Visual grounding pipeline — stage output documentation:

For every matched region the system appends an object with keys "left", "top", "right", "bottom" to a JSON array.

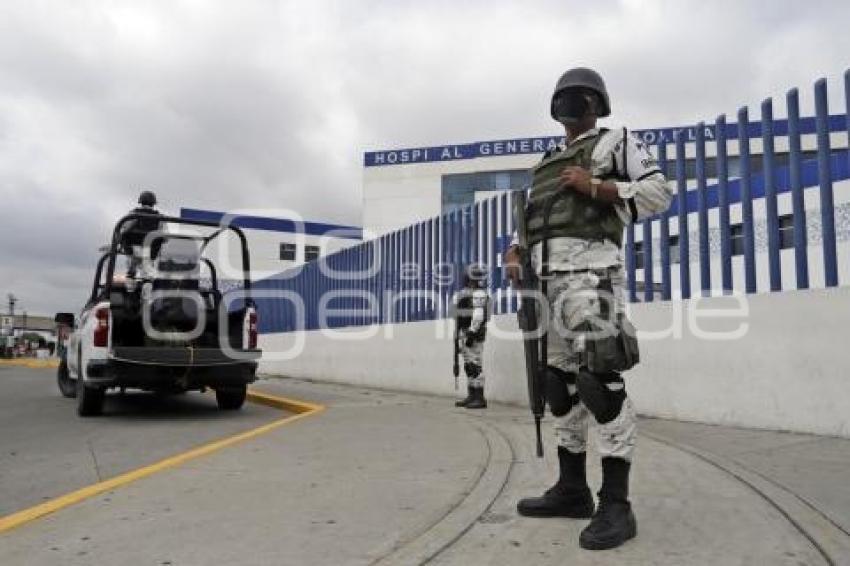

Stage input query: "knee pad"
[
  {"left": 464, "top": 362, "right": 481, "bottom": 378},
  {"left": 546, "top": 366, "right": 576, "bottom": 417},
  {"left": 575, "top": 370, "right": 626, "bottom": 424}
]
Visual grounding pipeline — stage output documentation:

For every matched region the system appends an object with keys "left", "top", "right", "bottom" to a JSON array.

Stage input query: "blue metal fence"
[{"left": 255, "top": 74, "right": 850, "bottom": 334}]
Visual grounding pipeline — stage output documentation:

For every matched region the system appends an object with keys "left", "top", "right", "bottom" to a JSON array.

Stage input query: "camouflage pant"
[
  {"left": 543, "top": 268, "right": 636, "bottom": 461},
  {"left": 460, "top": 331, "right": 485, "bottom": 388}
]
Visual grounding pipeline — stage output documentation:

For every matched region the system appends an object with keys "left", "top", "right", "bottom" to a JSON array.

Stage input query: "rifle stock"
[{"left": 512, "top": 190, "right": 546, "bottom": 458}]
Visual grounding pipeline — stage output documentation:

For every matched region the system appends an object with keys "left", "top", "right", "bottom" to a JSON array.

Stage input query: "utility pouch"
[
  {"left": 576, "top": 274, "right": 640, "bottom": 373},
  {"left": 577, "top": 315, "right": 639, "bottom": 373}
]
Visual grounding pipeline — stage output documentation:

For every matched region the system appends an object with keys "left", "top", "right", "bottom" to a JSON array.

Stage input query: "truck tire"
[
  {"left": 77, "top": 373, "right": 105, "bottom": 416},
  {"left": 57, "top": 357, "right": 77, "bottom": 398},
  {"left": 215, "top": 385, "right": 247, "bottom": 410}
]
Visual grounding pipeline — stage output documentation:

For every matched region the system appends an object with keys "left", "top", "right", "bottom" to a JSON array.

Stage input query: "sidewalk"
[
  {"left": 641, "top": 418, "right": 850, "bottom": 536},
  {"left": 265, "top": 377, "right": 850, "bottom": 566},
  {"left": 425, "top": 408, "right": 849, "bottom": 566},
  {"left": 253, "top": 377, "right": 849, "bottom": 566}
]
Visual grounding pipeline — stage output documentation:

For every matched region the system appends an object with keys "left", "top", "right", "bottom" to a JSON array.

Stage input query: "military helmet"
[
  {"left": 138, "top": 190, "right": 157, "bottom": 207},
  {"left": 463, "top": 263, "right": 488, "bottom": 287},
  {"left": 550, "top": 67, "right": 611, "bottom": 120}
]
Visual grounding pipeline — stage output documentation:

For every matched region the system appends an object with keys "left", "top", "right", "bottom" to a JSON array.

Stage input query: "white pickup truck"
[{"left": 56, "top": 212, "right": 262, "bottom": 416}]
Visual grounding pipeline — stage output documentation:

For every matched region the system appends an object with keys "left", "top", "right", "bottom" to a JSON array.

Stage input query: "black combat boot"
[
  {"left": 455, "top": 386, "right": 474, "bottom": 407},
  {"left": 517, "top": 447, "right": 594, "bottom": 518},
  {"left": 579, "top": 457, "right": 637, "bottom": 550},
  {"left": 465, "top": 386, "right": 487, "bottom": 409}
]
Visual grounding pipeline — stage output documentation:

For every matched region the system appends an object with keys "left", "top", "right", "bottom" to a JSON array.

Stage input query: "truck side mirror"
[{"left": 54, "top": 312, "right": 75, "bottom": 327}]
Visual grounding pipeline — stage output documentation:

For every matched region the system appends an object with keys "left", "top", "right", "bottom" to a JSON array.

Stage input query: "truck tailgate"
[{"left": 110, "top": 346, "right": 261, "bottom": 366}]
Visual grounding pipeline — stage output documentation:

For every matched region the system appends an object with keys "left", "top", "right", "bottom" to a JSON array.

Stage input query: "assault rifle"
[
  {"left": 512, "top": 190, "right": 546, "bottom": 458},
  {"left": 452, "top": 320, "right": 460, "bottom": 390}
]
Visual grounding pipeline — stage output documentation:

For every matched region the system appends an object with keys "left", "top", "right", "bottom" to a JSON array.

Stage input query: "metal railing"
[{"left": 624, "top": 73, "right": 848, "bottom": 302}]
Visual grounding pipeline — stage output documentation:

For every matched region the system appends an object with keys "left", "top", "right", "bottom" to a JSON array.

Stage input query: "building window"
[
  {"left": 658, "top": 149, "right": 829, "bottom": 183},
  {"left": 730, "top": 224, "right": 745, "bottom": 256},
  {"left": 632, "top": 241, "right": 645, "bottom": 270},
  {"left": 668, "top": 235, "right": 680, "bottom": 265},
  {"left": 725, "top": 215, "right": 795, "bottom": 256},
  {"left": 440, "top": 169, "right": 532, "bottom": 214},
  {"left": 778, "top": 214, "right": 795, "bottom": 249},
  {"left": 279, "top": 243, "right": 296, "bottom": 261},
  {"left": 304, "top": 245, "right": 321, "bottom": 262}
]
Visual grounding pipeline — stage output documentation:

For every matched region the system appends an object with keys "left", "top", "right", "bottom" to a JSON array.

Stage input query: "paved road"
[
  {"left": 1, "top": 367, "right": 849, "bottom": 565},
  {"left": 0, "top": 365, "right": 283, "bottom": 516},
  {"left": 0, "top": 370, "right": 490, "bottom": 565}
]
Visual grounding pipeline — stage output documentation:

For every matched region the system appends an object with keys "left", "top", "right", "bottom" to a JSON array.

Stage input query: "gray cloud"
[{"left": 1, "top": 0, "right": 849, "bottom": 314}]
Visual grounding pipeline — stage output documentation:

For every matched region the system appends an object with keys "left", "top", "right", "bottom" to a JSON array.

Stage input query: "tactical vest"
[
  {"left": 456, "top": 288, "right": 489, "bottom": 331},
  {"left": 526, "top": 129, "right": 625, "bottom": 247}
]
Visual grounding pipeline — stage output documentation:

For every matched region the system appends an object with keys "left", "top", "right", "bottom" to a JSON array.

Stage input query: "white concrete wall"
[
  {"left": 237, "top": 229, "right": 359, "bottom": 278},
  {"left": 624, "top": 287, "right": 850, "bottom": 437},
  {"left": 194, "top": 227, "right": 359, "bottom": 283},
  {"left": 260, "top": 286, "right": 850, "bottom": 438}
]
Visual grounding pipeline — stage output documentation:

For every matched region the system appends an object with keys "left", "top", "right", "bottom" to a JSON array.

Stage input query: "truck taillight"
[
  {"left": 93, "top": 306, "right": 110, "bottom": 348},
  {"left": 248, "top": 309, "right": 258, "bottom": 349}
]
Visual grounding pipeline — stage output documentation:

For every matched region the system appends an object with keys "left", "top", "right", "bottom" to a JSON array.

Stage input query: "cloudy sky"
[{"left": 1, "top": 0, "right": 849, "bottom": 315}]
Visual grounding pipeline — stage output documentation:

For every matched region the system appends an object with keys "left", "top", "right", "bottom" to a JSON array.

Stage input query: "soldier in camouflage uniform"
[
  {"left": 453, "top": 264, "right": 490, "bottom": 409},
  {"left": 505, "top": 67, "right": 672, "bottom": 550}
]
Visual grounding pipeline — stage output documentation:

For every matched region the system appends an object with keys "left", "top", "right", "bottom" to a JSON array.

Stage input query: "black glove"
[{"left": 465, "top": 334, "right": 475, "bottom": 347}]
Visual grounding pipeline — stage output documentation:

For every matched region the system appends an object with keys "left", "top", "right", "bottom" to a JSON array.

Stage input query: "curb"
[
  {"left": 373, "top": 418, "right": 514, "bottom": 566},
  {"left": 643, "top": 429, "right": 850, "bottom": 566},
  {"left": 247, "top": 389, "right": 324, "bottom": 414}
]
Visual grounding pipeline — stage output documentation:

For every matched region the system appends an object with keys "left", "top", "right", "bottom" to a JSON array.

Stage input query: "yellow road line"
[
  {"left": 0, "top": 359, "right": 59, "bottom": 369},
  {"left": 0, "top": 389, "right": 325, "bottom": 534}
]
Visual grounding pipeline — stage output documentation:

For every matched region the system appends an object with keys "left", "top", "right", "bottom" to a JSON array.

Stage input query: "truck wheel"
[
  {"left": 77, "top": 375, "right": 105, "bottom": 416},
  {"left": 57, "top": 357, "right": 77, "bottom": 398},
  {"left": 215, "top": 385, "right": 247, "bottom": 410}
]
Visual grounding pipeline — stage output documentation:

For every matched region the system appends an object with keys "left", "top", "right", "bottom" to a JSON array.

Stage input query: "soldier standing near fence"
[
  {"left": 453, "top": 264, "right": 490, "bottom": 409},
  {"left": 504, "top": 67, "right": 672, "bottom": 550}
]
